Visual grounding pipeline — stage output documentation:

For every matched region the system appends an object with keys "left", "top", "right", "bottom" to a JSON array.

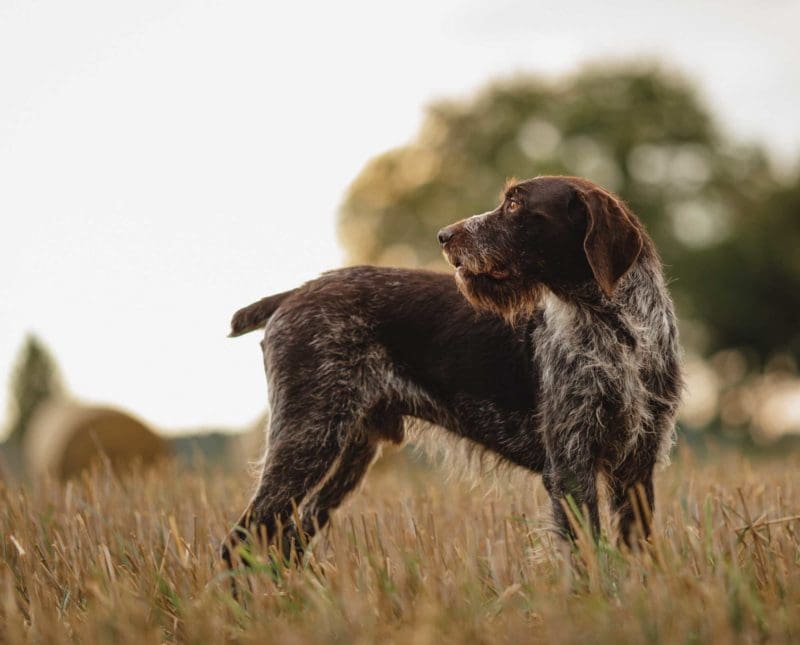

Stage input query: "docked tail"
[{"left": 228, "top": 289, "right": 298, "bottom": 337}]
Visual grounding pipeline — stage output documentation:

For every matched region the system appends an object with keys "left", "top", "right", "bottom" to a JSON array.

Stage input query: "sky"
[{"left": 1, "top": 0, "right": 799, "bottom": 435}]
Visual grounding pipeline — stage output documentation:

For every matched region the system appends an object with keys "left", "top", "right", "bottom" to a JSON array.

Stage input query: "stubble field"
[{"left": 1, "top": 445, "right": 799, "bottom": 644}]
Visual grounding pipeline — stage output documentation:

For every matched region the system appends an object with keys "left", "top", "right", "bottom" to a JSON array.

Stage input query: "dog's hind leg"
[
  {"left": 285, "top": 436, "right": 379, "bottom": 554},
  {"left": 284, "top": 410, "right": 403, "bottom": 558},
  {"left": 221, "top": 422, "right": 344, "bottom": 568}
]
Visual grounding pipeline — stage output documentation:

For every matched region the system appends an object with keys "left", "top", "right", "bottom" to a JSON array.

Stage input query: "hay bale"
[{"left": 24, "top": 400, "right": 168, "bottom": 479}]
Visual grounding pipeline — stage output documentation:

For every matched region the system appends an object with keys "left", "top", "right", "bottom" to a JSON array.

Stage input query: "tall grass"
[{"left": 1, "top": 447, "right": 798, "bottom": 643}]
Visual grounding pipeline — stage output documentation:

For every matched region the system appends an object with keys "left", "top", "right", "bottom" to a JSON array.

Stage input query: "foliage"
[
  {"left": 1, "top": 453, "right": 799, "bottom": 643},
  {"left": 681, "top": 181, "right": 800, "bottom": 360},
  {"left": 338, "top": 64, "right": 799, "bottom": 363},
  {"left": 5, "top": 334, "right": 63, "bottom": 444}
]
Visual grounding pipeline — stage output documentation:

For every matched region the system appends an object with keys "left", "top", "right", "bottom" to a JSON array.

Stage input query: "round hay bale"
[{"left": 24, "top": 400, "right": 168, "bottom": 479}]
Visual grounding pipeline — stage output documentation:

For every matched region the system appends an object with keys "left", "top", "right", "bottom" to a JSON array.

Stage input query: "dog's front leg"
[{"left": 542, "top": 449, "right": 600, "bottom": 543}]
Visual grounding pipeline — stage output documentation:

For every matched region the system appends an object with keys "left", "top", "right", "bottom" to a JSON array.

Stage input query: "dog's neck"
[{"left": 541, "top": 253, "right": 671, "bottom": 348}]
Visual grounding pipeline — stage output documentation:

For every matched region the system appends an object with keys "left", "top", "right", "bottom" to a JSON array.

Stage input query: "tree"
[
  {"left": 679, "top": 180, "right": 800, "bottom": 361},
  {"left": 5, "top": 334, "right": 64, "bottom": 444},
  {"left": 338, "top": 64, "right": 798, "bottom": 364}
]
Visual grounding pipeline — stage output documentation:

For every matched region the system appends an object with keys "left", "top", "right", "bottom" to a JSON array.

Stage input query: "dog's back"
[{"left": 234, "top": 267, "right": 537, "bottom": 433}]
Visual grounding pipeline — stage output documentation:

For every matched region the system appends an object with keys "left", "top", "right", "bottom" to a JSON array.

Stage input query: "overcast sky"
[{"left": 1, "top": 0, "right": 798, "bottom": 435}]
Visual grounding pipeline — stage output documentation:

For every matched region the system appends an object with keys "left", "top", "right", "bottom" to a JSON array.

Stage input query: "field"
[{"left": 1, "top": 445, "right": 799, "bottom": 644}]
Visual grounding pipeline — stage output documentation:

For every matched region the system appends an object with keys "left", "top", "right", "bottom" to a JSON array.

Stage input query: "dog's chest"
[{"left": 532, "top": 295, "right": 647, "bottom": 433}]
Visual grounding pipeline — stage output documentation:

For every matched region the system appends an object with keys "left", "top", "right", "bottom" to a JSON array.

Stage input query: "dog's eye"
[{"left": 506, "top": 198, "right": 521, "bottom": 213}]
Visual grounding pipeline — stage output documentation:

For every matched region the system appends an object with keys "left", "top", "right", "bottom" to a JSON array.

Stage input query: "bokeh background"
[{"left": 2, "top": 1, "right": 800, "bottom": 477}]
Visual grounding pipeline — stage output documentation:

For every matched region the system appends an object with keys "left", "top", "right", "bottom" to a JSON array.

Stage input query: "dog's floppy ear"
[{"left": 579, "top": 188, "right": 643, "bottom": 297}]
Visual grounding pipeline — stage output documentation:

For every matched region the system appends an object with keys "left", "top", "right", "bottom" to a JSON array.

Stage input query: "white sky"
[{"left": 1, "top": 0, "right": 798, "bottom": 435}]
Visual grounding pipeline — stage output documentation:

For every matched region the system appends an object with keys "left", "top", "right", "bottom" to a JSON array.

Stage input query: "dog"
[
  {"left": 438, "top": 175, "right": 682, "bottom": 544},
  {"left": 221, "top": 175, "right": 681, "bottom": 567},
  {"left": 221, "top": 268, "right": 543, "bottom": 567}
]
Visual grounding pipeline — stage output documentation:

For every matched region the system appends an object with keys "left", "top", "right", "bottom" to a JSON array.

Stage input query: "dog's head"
[{"left": 437, "top": 176, "right": 645, "bottom": 320}]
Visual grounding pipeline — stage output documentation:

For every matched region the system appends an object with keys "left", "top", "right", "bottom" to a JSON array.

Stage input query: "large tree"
[{"left": 338, "top": 64, "right": 798, "bottom": 363}]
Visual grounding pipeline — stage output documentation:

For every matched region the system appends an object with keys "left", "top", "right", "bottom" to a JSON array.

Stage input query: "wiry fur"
[
  {"left": 221, "top": 175, "right": 682, "bottom": 569},
  {"left": 221, "top": 267, "right": 542, "bottom": 567},
  {"left": 439, "top": 175, "right": 683, "bottom": 544}
]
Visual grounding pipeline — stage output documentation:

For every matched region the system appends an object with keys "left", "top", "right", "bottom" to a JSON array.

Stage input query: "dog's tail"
[{"left": 228, "top": 289, "right": 298, "bottom": 337}]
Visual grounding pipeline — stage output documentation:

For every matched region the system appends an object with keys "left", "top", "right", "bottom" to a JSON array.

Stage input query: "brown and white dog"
[
  {"left": 438, "top": 176, "right": 682, "bottom": 543},
  {"left": 222, "top": 176, "right": 682, "bottom": 567}
]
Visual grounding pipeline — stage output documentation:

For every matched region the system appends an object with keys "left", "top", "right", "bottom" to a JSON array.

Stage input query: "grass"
[{"left": 1, "top": 445, "right": 799, "bottom": 643}]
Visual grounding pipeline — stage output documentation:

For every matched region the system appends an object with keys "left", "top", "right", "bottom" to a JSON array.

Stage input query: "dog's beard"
[
  {"left": 444, "top": 244, "right": 543, "bottom": 324},
  {"left": 454, "top": 270, "right": 543, "bottom": 325}
]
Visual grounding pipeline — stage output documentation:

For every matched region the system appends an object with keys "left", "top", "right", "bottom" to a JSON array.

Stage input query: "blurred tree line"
[
  {"left": 339, "top": 64, "right": 799, "bottom": 366},
  {"left": 339, "top": 64, "right": 800, "bottom": 441}
]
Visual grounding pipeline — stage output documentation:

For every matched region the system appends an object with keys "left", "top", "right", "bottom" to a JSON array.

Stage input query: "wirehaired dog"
[
  {"left": 438, "top": 176, "right": 682, "bottom": 543},
  {"left": 221, "top": 175, "right": 681, "bottom": 567}
]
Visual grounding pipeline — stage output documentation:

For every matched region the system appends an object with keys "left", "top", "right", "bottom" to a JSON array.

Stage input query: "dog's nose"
[{"left": 437, "top": 227, "right": 455, "bottom": 247}]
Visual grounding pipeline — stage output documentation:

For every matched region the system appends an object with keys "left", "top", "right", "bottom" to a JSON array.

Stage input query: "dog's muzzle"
[{"left": 437, "top": 225, "right": 456, "bottom": 247}]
